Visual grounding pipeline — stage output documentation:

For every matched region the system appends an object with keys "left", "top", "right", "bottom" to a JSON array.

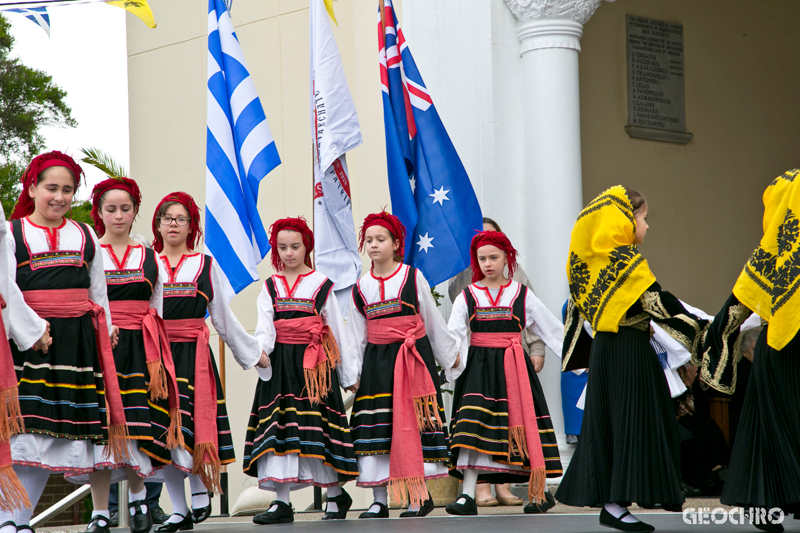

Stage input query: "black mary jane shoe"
[
  {"left": 524, "top": 492, "right": 556, "bottom": 514},
  {"left": 358, "top": 502, "right": 389, "bottom": 519},
  {"left": 598, "top": 508, "right": 654, "bottom": 533},
  {"left": 85, "top": 516, "right": 111, "bottom": 533},
  {"left": 748, "top": 508, "right": 785, "bottom": 533},
  {"left": 321, "top": 489, "right": 353, "bottom": 520},
  {"left": 191, "top": 492, "right": 212, "bottom": 524},
  {"left": 0, "top": 522, "right": 16, "bottom": 533},
  {"left": 16, "top": 526, "right": 33, "bottom": 533},
  {"left": 129, "top": 499, "right": 154, "bottom": 533},
  {"left": 253, "top": 501, "right": 294, "bottom": 525},
  {"left": 445, "top": 494, "right": 478, "bottom": 516},
  {"left": 399, "top": 492, "right": 435, "bottom": 517},
  {"left": 154, "top": 513, "right": 193, "bottom": 532}
]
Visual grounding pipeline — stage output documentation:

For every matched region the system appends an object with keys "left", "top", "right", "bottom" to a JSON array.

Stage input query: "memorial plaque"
[{"left": 626, "top": 15, "right": 692, "bottom": 143}]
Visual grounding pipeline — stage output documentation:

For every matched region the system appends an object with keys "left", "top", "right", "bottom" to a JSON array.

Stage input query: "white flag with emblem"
[{"left": 310, "top": 0, "right": 362, "bottom": 315}]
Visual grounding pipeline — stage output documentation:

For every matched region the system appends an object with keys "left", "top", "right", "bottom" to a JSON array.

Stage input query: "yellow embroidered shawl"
[
  {"left": 567, "top": 185, "right": 656, "bottom": 333},
  {"left": 733, "top": 169, "right": 800, "bottom": 350}
]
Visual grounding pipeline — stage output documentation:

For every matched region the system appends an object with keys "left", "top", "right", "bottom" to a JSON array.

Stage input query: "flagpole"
[
  {"left": 379, "top": 0, "right": 386, "bottom": 35},
  {"left": 218, "top": 336, "right": 229, "bottom": 516}
]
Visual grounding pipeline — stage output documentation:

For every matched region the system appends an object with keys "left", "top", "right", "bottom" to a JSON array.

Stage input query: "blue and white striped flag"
[
  {"left": 206, "top": 0, "right": 281, "bottom": 300},
  {"left": 6, "top": 6, "right": 49, "bottom": 36}
]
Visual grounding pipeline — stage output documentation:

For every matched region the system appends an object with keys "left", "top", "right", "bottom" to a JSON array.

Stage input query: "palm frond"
[{"left": 79, "top": 147, "right": 127, "bottom": 179}]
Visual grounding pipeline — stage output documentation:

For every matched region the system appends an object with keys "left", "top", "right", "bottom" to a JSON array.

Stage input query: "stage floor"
[{"left": 102, "top": 513, "right": 799, "bottom": 533}]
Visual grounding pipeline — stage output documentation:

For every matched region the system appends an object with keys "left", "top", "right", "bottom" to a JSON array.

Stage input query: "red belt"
[{"left": 274, "top": 315, "right": 340, "bottom": 404}]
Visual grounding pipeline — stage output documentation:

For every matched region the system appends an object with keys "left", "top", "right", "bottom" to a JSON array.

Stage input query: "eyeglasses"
[{"left": 160, "top": 216, "right": 190, "bottom": 226}]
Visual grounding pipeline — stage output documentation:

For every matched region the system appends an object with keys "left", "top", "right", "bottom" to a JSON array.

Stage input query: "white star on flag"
[
  {"left": 417, "top": 232, "right": 434, "bottom": 253},
  {"left": 429, "top": 186, "right": 450, "bottom": 205},
  {"left": 409, "top": 176, "right": 416, "bottom": 194}
]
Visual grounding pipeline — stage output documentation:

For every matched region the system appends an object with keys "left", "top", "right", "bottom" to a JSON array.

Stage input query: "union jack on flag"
[{"left": 378, "top": 0, "right": 482, "bottom": 286}]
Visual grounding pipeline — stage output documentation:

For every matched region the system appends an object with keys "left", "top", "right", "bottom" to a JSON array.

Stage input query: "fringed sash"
[
  {"left": 0, "top": 293, "right": 30, "bottom": 511},
  {"left": 274, "top": 316, "right": 340, "bottom": 404},
  {"left": 110, "top": 300, "right": 183, "bottom": 449},
  {"left": 23, "top": 289, "right": 131, "bottom": 462},
  {"left": 367, "top": 315, "right": 440, "bottom": 509},
  {"left": 164, "top": 318, "right": 222, "bottom": 494},
  {"left": 470, "top": 331, "right": 546, "bottom": 504}
]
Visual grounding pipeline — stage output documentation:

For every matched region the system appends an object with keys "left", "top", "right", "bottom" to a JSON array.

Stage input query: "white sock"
[
  {"left": 92, "top": 510, "right": 110, "bottom": 527},
  {"left": 373, "top": 486, "right": 388, "bottom": 505},
  {"left": 129, "top": 488, "right": 148, "bottom": 515},
  {"left": 188, "top": 474, "right": 210, "bottom": 510},
  {"left": 0, "top": 511, "right": 15, "bottom": 533},
  {"left": 274, "top": 483, "right": 290, "bottom": 506},
  {"left": 456, "top": 469, "right": 479, "bottom": 505},
  {"left": 604, "top": 503, "right": 640, "bottom": 524},
  {"left": 13, "top": 465, "right": 50, "bottom": 526},
  {"left": 326, "top": 486, "right": 342, "bottom": 514},
  {"left": 162, "top": 466, "right": 190, "bottom": 520},
  {"left": 367, "top": 486, "right": 388, "bottom": 514}
]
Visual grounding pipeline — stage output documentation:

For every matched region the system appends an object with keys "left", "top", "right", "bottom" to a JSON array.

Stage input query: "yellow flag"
[
  {"left": 324, "top": 0, "right": 337, "bottom": 26},
  {"left": 106, "top": 0, "right": 157, "bottom": 29}
]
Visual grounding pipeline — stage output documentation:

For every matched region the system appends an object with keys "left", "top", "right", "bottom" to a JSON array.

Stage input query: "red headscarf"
[
  {"left": 470, "top": 230, "right": 518, "bottom": 283},
  {"left": 10, "top": 151, "right": 85, "bottom": 220},
  {"left": 151, "top": 192, "right": 202, "bottom": 253},
  {"left": 359, "top": 211, "right": 406, "bottom": 260},
  {"left": 90, "top": 177, "right": 143, "bottom": 237},
  {"left": 269, "top": 217, "right": 314, "bottom": 271}
]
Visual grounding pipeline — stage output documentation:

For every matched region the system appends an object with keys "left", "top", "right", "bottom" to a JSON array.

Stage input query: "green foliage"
[
  {"left": 79, "top": 146, "right": 128, "bottom": 179},
  {"left": 69, "top": 200, "right": 95, "bottom": 228},
  {"left": 0, "top": 13, "right": 76, "bottom": 217},
  {"left": 430, "top": 286, "right": 443, "bottom": 307}
]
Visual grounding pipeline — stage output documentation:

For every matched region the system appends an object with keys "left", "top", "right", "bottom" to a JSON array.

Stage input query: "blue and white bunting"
[
  {"left": 206, "top": 0, "right": 281, "bottom": 300},
  {"left": 6, "top": 6, "right": 49, "bottom": 36}
]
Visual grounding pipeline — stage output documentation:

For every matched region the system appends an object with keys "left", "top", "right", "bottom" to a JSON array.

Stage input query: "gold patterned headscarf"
[
  {"left": 733, "top": 169, "right": 800, "bottom": 350},
  {"left": 567, "top": 185, "right": 656, "bottom": 333}
]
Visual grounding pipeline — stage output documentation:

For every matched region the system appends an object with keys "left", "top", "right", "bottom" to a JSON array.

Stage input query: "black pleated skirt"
[
  {"left": 242, "top": 342, "right": 358, "bottom": 480},
  {"left": 555, "top": 326, "right": 684, "bottom": 509},
  {"left": 721, "top": 326, "right": 800, "bottom": 511}
]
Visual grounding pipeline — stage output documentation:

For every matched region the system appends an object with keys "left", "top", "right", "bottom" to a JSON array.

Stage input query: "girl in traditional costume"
[
  {"left": 700, "top": 170, "right": 800, "bottom": 533},
  {"left": 345, "top": 212, "right": 459, "bottom": 519},
  {"left": 4, "top": 152, "right": 130, "bottom": 533},
  {"left": 555, "top": 186, "right": 708, "bottom": 533},
  {"left": 243, "top": 217, "right": 357, "bottom": 525},
  {"left": 0, "top": 201, "right": 52, "bottom": 533},
  {"left": 150, "top": 192, "right": 264, "bottom": 532},
  {"left": 445, "top": 230, "right": 564, "bottom": 516},
  {"left": 65, "top": 178, "right": 184, "bottom": 533}
]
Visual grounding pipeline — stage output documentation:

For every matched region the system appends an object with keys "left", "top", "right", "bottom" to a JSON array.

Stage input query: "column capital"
[
  {"left": 505, "top": 0, "right": 614, "bottom": 53},
  {"left": 503, "top": 0, "right": 612, "bottom": 25}
]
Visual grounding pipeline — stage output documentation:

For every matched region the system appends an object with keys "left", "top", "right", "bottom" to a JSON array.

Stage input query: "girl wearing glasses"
[{"left": 149, "top": 192, "right": 266, "bottom": 532}]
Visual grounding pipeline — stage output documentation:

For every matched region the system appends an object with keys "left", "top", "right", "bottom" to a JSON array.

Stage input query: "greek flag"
[{"left": 206, "top": 0, "right": 280, "bottom": 300}]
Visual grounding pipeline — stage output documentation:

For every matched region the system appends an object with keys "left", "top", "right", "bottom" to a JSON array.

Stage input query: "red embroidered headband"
[
  {"left": 10, "top": 151, "right": 85, "bottom": 220},
  {"left": 359, "top": 211, "right": 406, "bottom": 260},
  {"left": 470, "top": 230, "right": 518, "bottom": 283},
  {"left": 90, "top": 177, "right": 142, "bottom": 237},
  {"left": 269, "top": 217, "right": 314, "bottom": 271},
  {"left": 152, "top": 192, "right": 202, "bottom": 253}
]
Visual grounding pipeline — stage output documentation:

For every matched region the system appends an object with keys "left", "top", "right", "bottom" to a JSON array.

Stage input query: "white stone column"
[{"left": 504, "top": 0, "right": 611, "bottom": 478}]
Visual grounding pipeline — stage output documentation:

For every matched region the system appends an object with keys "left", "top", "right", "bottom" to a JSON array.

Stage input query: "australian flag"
[{"left": 378, "top": 0, "right": 482, "bottom": 286}]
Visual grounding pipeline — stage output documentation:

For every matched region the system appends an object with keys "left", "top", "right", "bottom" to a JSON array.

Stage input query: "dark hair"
[
  {"left": 625, "top": 188, "right": 647, "bottom": 215},
  {"left": 482, "top": 217, "right": 502, "bottom": 232},
  {"left": 156, "top": 201, "right": 189, "bottom": 222}
]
